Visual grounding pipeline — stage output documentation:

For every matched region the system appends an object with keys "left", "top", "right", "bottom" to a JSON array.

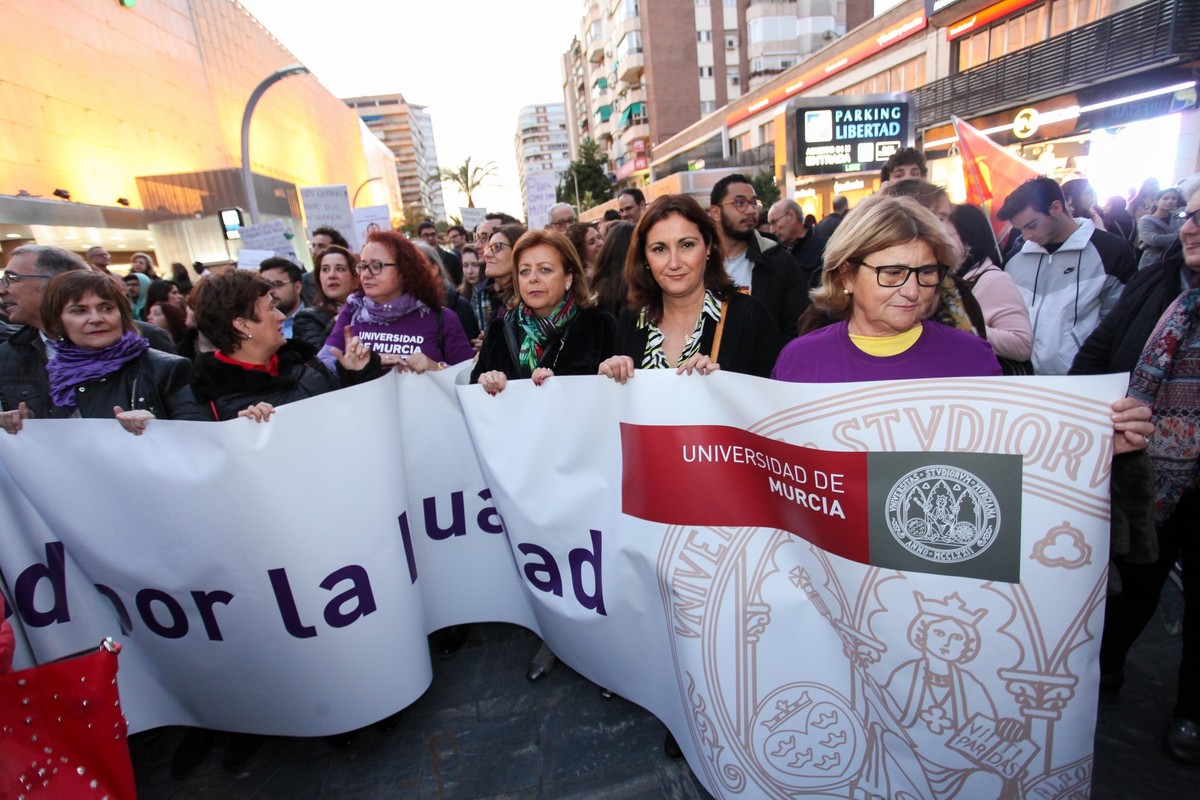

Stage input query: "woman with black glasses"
[
  {"left": 772, "top": 195, "right": 1001, "bottom": 382},
  {"left": 318, "top": 229, "right": 474, "bottom": 375}
]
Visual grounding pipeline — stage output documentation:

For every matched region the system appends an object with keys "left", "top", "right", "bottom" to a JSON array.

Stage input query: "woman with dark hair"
[
  {"left": 599, "top": 194, "right": 782, "bottom": 383},
  {"left": 0, "top": 271, "right": 196, "bottom": 435},
  {"left": 590, "top": 221, "right": 633, "bottom": 318},
  {"left": 566, "top": 222, "right": 604, "bottom": 278},
  {"left": 293, "top": 244, "right": 358, "bottom": 351},
  {"left": 170, "top": 262, "right": 194, "bottom": 295},
  {"left": 949, "top": 203, "right": 1033, "bottom": 365},
  {"left": 179, "top": 270, "right": 374, "bottom": 421},
  {"left": 1137, "top": 187, "right": 1184, "bottom": 269},
  {"left": 146, "top": 300, "right": 188, "bottom": 345},
  {"left": 143, "top": 279, "right": 185, "bottom": 313},
  {"left": 319, "top": 229, "right": 473, "bottom": 374},
  {"left": 471, "top": 229, "right": 615, "bottom": 394},
  {"left": 474, "top": 223, "right": 526, "bottom": 332}
]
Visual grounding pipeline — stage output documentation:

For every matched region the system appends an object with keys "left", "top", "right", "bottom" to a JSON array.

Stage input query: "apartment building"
[
  {"left": 561, "top": 0, "right": 848, "bottom": 191},
  {"left": 344, "top": 93, "right": 447, "bottom": 224},
  {"left": 515, "top": 104, "right": 573, "bottom": 221}
]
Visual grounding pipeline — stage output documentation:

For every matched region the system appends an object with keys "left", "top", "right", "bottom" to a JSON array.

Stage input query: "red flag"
[{"left": 952, "top": 115, "right": 1042, "bottom": 238}]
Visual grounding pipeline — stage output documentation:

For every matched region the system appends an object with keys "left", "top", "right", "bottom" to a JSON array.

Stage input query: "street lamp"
[
  {"left": 352, "top": 176, "right": 382, "bottom": 206},
  {"left": 240, "top": 64, "right": 310, "bottom": 225}
]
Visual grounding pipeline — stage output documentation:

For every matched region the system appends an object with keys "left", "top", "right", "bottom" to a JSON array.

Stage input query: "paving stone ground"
[{"left": 132, "top": 583, "right": 1199, "bottom": 799}]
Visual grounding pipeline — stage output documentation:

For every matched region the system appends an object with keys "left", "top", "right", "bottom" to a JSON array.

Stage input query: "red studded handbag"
[{"left": 0, "top": 638, "right": 136, "bottom": 800}]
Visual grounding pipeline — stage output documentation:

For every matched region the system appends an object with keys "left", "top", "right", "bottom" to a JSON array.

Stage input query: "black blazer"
[
  {"left": 614, "top": 291, "right": 782, "bottom": 378},
  {"left": 471, "top": 307, "right": 616, "bottom": 382}
]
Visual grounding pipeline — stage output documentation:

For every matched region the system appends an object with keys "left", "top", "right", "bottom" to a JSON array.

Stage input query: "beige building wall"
[{"left": 0, "top": 0, "right": 373, "bottom": 213}]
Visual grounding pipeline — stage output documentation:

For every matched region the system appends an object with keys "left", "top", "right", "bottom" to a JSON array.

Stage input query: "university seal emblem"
[{"left": 885, "top": 465, "right": 1000, "bottom": 564}]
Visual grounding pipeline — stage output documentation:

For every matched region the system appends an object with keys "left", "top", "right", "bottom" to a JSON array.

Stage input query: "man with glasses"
[
  {"left": 259, "top": 258, "right": 306, "bottom": 340},
  {"left": 997, "top": 176, "right": 1136, "bottom": 374},
  {"left": 0, "top": 246, "right": 171, "bottom": 422},
  {"left": 86, "top": 246, "right": 114, "bottom": 275},
  {"left": 418, "top": 221, "right": 462, "bottom": 285},
  {"left": 710, "top": 174, "right": 808, "bottom": 339},
  {"left": 546, "top": 203, "right": 576, "bottom": 231},
  {"left": 768, "top": 198, "right": 826, "bottom": 298}
]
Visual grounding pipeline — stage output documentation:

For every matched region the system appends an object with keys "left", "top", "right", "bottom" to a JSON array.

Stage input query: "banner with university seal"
[
  {"left": 460, "top": 370, "right": 1126, "bottom": 800},
  {"left": 2, "top": 366, "right": 1126, "bottom": 800}
]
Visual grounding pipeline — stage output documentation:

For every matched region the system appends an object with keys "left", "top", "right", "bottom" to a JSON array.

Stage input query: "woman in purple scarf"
[{"left": 4, "top": 271, "right": 197, "bottom": 434}]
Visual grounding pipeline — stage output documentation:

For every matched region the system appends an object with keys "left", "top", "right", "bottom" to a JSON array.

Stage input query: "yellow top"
[{"left": 848, "top": 324, "right": 923, "bottom": 357}]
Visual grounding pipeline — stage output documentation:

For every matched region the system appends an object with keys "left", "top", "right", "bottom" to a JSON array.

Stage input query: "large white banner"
[{"left": 0, "top": 369, "right": 1124, "bottom": 799}]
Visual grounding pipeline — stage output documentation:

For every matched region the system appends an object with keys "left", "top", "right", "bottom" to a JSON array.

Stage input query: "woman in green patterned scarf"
[{"left": 471, "top": 229, "right": 616, "bottom": 395}]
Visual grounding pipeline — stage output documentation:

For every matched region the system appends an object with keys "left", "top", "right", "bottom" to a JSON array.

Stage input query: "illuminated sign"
[
  {"left": 725, "top": 12, "right": 927, "bottom": 128},
  {"left": 791, "top": 95, "right": 912, "bottom": 176},
  {"left": 219, "top": 207, "right": 244, "bottom": 240},
  {"left": 1012, "top": 107, "right": 1039, "bottom": 139},
  {"left": 947, "top": 0, "right": 1040, "bottom": 40},
  {"left": 615, "top": 156, "right": 649, "bottom": 181},
  {"left": 834, "top": 179, "right": 867, "bottom": 193}
]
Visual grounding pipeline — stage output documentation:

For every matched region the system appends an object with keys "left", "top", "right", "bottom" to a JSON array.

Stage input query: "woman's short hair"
[
  {"left": 192, "top": 269, "right": 272, "bottom": 354},
  {"left": 312, "top": 245, "right": 358, "bottom": 312},
  {"left": 624, "top": 195, "right": 734, "bottom": 325},
  {"left": 507, "top": 230, "right": 596, "bottom": 310},
  {"left": 41, "top": 271, "right": 138, "bottom": 341},
  {"left": 810, "top": 194, "right": 963, "bottom": 318},
  {"left": 364, "top": 228, "right": 444, "bottom": 310},
  {"left": 130, "top": 252, "right": 157, "bottom": 274}
]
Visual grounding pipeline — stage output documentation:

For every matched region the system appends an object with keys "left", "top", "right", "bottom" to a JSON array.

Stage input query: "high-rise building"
[
  {"left": 515, "top": 104, "right": 572, "bottom": 222},
  {"left": 344, "top": 94, "right": 447, "bottom": 224},
  {"left": 561, "top": 0, "right": 845, "bottom": 190}
]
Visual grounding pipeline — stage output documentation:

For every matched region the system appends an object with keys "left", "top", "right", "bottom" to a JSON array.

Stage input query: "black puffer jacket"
[
  {"left": 745, "top": 231, "right": 809, "bottom": 340},
  {"left": 292, "top": 305, "right": 336, "bottom": 351},
  {"left": 1070, "top": 253, "right": 1188, "bottom": 375},
  {"left": 471, "top": 307, "right": 616, "bottom": 382},
  {"left": 177, "top": 341, "right": 374, "bottom": 421}
]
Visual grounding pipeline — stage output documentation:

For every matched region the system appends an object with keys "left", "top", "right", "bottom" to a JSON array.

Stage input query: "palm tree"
[{"left": 438, "top": 157, "right": 498, "bottom": 208}]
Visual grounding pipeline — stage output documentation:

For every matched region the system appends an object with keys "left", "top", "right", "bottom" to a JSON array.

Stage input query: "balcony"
[
  {"left": 618, "top": 51, "right": 644, "bottom": 84},
  {"left": 621, "top": 120, "right": 650, "bottom": 146},
  {"left": 911, "top": 0, "right": 1199, "bottom": 130}
]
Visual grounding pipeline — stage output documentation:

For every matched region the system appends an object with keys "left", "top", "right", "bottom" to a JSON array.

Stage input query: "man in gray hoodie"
[{"left": 998, "top": 177, "right": 1136, "bottom": 374}]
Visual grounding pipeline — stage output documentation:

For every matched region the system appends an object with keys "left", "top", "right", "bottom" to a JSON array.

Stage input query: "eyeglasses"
[
  {"left": 767, "top": 212, "right": 791, "bottom": 227},
  {"left": 485, "top": 242, "right": 512, "bottom": 255},
  {"left": 262, "top": 279, "right": 293, "bottom": 288},
  {"left": 721, "top": 197, "right": 760, "bottom": 212},
  {"left": 1179, "top": 208, "right": 1200, "bottom": 227},
  {"left": 549, "top": 219, "right": 576, "bottom": 228},
  {"left": 0, "top": 271, "right": 50, "bottom": 288},
  {"left": 355, "top": 260, "right": 398, "bottom": 276},
  {"left": 853, "top": 260, "right": 948, "bottom": 288}
]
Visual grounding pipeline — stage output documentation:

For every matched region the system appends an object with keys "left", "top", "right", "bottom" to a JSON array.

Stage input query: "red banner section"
[{"left": 620, "top": 424, "right": 869, "bottom": 563}]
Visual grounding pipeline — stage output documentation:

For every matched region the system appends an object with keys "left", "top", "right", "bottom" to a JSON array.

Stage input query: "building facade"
[
  {"left": 561, "top": 0, "right": 850, "bottom": 191},
  {"left": 344, "top": 94, "right": 448, "bottom": 226},
  {"left": 0, "top": 0, "right": 400, "bottom": 269},
  {"left": 634, "top": 0, "right": 1198, "bottom": 223},
  {"left": 515, "top": 104, "right": 572, "bottom": 221}
]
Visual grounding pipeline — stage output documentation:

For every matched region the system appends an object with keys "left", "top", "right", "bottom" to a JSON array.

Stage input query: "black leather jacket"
[{"left": 0, "top": 325, "right": 196, "bottom": 419}]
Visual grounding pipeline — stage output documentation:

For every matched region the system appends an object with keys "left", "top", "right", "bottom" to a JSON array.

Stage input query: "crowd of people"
[{"left": 1, "top": 147, "right": 1197, "bottom": 772}]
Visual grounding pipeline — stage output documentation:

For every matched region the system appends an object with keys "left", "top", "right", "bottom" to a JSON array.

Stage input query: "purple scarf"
[
  {"left": 344, "top": 292, "right": 429, "bottom": 327},
  {"left": 47, "top": 331, "right": 149, "bottom": 409}
]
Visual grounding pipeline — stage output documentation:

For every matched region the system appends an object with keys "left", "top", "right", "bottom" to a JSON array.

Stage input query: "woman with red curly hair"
[{"left": 319, "top": 229, "right": 474, "bottom": 374}]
